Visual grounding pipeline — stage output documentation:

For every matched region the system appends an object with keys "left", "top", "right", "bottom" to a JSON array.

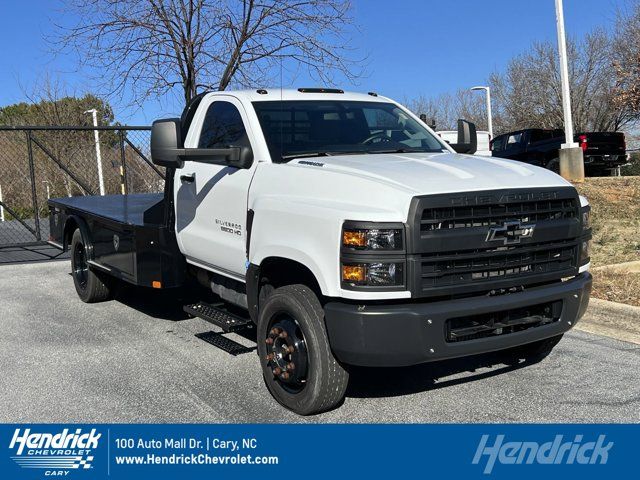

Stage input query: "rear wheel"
[
  {"left": 71, "top": 229, "right": 113, "bottom": 303},
  {"left": 501, "top": 334, "right": 564, "bottom": 364},
  {"left": 257, "top": 284, "right": 348, "bottom": 415}
]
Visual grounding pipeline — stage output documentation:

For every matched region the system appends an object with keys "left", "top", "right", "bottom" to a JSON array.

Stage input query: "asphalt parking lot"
[{"left": 1, "top": 261, "right": 639, "bottom": 423}]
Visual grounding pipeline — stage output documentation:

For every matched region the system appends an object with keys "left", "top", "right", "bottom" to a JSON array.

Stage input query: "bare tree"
[
  {"left": 405, "top": 89, "right": 487, "bottom": 131},
  {"left": 490, "top": 30, "right": 637, "bottom": 134},
  {"left": 55, "top": 0, "right": 361, "bottom": 105},
  {"left": 613, "top": 2, "right": 640, "bottom": 118}
]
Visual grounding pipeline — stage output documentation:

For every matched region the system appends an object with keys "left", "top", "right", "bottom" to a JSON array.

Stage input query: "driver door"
[{"left": 174, "top": 96, "right": 257, "bottom": 280}]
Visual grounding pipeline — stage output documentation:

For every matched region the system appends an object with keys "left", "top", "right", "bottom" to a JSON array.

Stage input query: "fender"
[
  {"left": 250, "top": 246, "right": 329, "bottom": 293},
  {"left": 63, "top": 215, "right": 94, "bottom": 260}
]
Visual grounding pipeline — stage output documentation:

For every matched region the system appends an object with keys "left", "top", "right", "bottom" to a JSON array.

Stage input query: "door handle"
[{"left": 180, "top": 173, "right": 195, "bottom": 183}]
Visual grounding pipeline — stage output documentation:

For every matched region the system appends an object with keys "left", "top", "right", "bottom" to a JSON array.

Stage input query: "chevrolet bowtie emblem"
[{"left": 486, "top": 220, "right": 536, "bottom": 245}]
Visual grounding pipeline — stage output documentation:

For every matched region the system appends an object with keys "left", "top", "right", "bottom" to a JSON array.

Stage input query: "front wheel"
[
  {"left": 70, "top": 229, "right": 113, "bottom": 303},
  {"left": 257, "top": 284, "right": 349, "bottom": 415}
]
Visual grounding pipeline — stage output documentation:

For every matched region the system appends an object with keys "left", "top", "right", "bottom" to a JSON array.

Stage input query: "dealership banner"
[{"left": 0, "top": 423, "right": 634, "bottom": 479}]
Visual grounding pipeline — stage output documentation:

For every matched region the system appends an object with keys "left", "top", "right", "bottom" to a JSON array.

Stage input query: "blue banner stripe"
[{"left": 0, "top": 424, "right": 635, "bottom": 479}]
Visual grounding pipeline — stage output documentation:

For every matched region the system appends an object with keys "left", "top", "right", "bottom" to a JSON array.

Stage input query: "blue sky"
[{"left": 0, "top": 0, "right": 626, "bottom": 124}]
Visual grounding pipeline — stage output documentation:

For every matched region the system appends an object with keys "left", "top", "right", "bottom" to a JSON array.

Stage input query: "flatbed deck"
[
  {"left": 48, "top": 193, "right": 185, "bottom": 288},
  {"left": 49, "top": 193, "right": 165, "bottom": 227}
]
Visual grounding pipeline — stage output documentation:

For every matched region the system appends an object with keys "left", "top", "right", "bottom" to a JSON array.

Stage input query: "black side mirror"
[
  {"left": 179, "top": 145, "right": 253, "bottom": 169},
  {"left": 151, "top": 118, "right": 184, "bottom": 168},
  {"left": 450, "top": 119, "right": 478, "bottom": 154},
  {"left": 151, "top": 117, "right": 254, "bottom": 169},
  {"left": 228, "top": 145, "right": 254, "bottom": 169},
  {"left": 419, "top": 113, "right": 436, "bottom": 130}
]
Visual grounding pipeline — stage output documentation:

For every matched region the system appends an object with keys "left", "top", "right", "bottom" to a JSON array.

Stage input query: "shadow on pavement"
[
  {"left": 345, "top": 351, "right": 538, "bottom": 399},
  {"left": 112, "top": 282, "right": 206, "bottom": 321}
]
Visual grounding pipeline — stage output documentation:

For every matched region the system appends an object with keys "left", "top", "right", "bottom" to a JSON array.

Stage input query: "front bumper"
[{"left": 324, "top": 272, "right": 592, "bottom": 367}]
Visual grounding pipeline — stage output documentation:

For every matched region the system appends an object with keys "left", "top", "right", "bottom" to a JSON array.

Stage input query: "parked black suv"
[{"left": 491, "top": 128, "right": 626, "bottom": 176}]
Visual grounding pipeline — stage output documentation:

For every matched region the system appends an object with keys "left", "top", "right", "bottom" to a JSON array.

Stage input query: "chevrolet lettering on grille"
[{"left": 486, "top": 220, "right": 536, "bottom": 245}]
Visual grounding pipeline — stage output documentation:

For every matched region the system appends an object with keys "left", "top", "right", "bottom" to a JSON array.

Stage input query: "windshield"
[{"left": 252, "top": 100, "right": 445, "bottom": 162}]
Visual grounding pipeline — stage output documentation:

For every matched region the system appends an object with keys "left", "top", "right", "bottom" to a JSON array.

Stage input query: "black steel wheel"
[
  {"left": 257, "top": 284, "right": 348, "bottom": 415},
  {"left": 73, "top": 239, "right": 89, "bottom": 290},
  {"left": 264, "top": 314, "right": 309, "bottom": 394},
  {"left": 70, "top": 229, "right": 113, "bottom": 303}
]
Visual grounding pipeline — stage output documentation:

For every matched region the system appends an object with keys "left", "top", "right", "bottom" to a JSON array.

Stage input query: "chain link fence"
[{"left": 0, "top": 126, "right": 161, "bottom": 251}]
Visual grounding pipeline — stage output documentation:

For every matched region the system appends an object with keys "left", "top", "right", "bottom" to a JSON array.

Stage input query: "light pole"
[
  {"left": 470, "top": 86, "right": 493, "bottom": 139},
  {"left": 0, "top": 184, "right": 4, "bottom": 222},
  {"left": 84, "top": 109, "right": 106, "bottom": 195},
  {"left": 554, "top": 0, "right": 584, "bottom": 181}
]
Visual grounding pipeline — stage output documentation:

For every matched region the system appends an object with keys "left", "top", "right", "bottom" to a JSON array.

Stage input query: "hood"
[{"left": 289, "top": 152, "right": 572, "bottom": 195}]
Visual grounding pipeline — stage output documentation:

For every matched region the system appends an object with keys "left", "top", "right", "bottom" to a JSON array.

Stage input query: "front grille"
[
  {"left": 408, "top": 188, "right": 582, "bottom": 297},
  {"left": 421, "top": 198, "right": 577, "bottom": 232},
  {"left": 446, "top": 300, "right": 562, "bottom": 343},
  {"left": 421, "top": 240, "right": 577, "bottom": 288}
]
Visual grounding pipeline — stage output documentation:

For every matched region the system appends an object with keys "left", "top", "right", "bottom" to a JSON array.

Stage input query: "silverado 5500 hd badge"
[{"left": 215, "top": 219, "right": 242, "bottom": 236}]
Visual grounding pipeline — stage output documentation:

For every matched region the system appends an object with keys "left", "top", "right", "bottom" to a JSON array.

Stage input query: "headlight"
[
  {"left": 580, "top": 238, "right": 591, "bottom": 265},
  {"left": 581, "top": 206, "right": 591, "bottom": 230},
  {"left": 342, "top": 262, "right": 404, "bottom": 287},
  {"left": 342, "top": 227, "right": 403, "bottom": 250}
]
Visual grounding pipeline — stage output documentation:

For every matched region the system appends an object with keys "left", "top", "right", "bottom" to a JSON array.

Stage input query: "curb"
[
  {"left": 576, "top": 297, "right": 640, "bottom": 345},
  {"left": 592, "top": 260, "right": 640, "bottom": 273}
]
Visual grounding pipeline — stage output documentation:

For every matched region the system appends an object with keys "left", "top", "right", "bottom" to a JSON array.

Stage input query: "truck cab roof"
[{"left": 202, "top": 88, "right": 393, "bottom": 104}]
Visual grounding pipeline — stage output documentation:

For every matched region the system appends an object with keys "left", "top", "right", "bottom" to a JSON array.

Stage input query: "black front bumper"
[{"left": 324, "top": 273, "right": 592, "bottom": 367}]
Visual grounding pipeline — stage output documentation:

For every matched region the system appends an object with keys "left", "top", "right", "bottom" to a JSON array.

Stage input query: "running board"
[
  {"left": 184, "top": 301, "right": 253, "bottom": 333},
  {"left": 195, "top": 331, "right": 255, "bottom": 356}
]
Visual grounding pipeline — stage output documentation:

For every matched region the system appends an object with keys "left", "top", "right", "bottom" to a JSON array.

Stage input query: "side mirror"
[
  {"left": 179, "top": 145, "right": 253, "bottom": 169},
  {"left": 418, "top": 114, "right": 437, "bottom": 130},
  {"left": 228, "top": 145, "right": 254, "bottom": 169},
  {"left": 151, "top": 118, "right": 184, "bottom": 168},
  {"left": 150, "top": 117, "right": 254, "bottom": 170},
  {"left": 450, "top": 119, "right": 478, "bottom": 154}
]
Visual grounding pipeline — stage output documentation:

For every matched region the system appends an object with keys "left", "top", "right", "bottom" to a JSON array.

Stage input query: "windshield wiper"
[
  {"left": 281, "top": 152, "right": 333, "bottom": 161},
  {"left": 366, "top": 148, "right": 434, "bottom": 154},
  {"left": 281, "top": 151, "right": 369, "bottom": 161}
]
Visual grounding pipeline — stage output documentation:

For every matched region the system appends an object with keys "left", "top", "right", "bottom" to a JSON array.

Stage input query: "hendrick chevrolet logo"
[{"left": 486, "top": 220, "right": 535, "bottom": 244}]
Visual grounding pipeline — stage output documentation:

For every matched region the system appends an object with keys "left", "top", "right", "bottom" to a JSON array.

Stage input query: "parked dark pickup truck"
[{"left": 490, "top": 128, "right": 627, "bottom": 176}]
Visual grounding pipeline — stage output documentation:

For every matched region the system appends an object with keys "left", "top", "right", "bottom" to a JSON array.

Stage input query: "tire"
[
  {"left": 501, "top": 334, "right": 564, "bottom": 365},
  {"left": 545, "top": 158, "right": 560, "bottom": 173},
  {"left": 257, "top": 284, "right": 349, "bottom": 415},
  {"left": 70, "top": 229, "right": 113, "bottom": 303}
]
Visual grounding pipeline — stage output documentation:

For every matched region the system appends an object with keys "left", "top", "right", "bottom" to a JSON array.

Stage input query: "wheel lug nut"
[
  {"left": 286, "top": 362, "right": 295, "bottom": 371},
  {"left": 265, "top": 338, "right": 274, "bottom": 345},
  {"left": 280, "top": 372, "right": 290, "bottom": 380},
  {"left": 273, "top": 367, "right": 282, "bottom": 376},
  {"left": 287, "top": 346, "right": 295, "bottom": 354},
  {"left": 278, "top": 331, "right": 288, "bottom": 338},
  {"left": 265, "top": 353, "right": 274, "bottom": 362},
  {"left": 270, "top": 327, "right": 281, "bottom": 335}
]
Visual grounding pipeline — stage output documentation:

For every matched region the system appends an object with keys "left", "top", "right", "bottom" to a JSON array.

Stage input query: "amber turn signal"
[
  {"left": 343, "top": 230, "right": 367, "bottom": 247},
  {"left": 342, "top": 265, "right": 365, "bottom": 283}
]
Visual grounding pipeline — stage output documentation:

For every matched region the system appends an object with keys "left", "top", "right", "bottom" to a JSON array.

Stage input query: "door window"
[
  {"left": 491, "top": 135, "right": 506, "bottom": 152},
  {"left": 529, "top": 129, "right": 553, "bottom": 143},
  {"left": 506, "top": 133, "right": 523, "bottom": 145},
  {"left": 198, "top": 101, "right": 250, "bottom": 148}
]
